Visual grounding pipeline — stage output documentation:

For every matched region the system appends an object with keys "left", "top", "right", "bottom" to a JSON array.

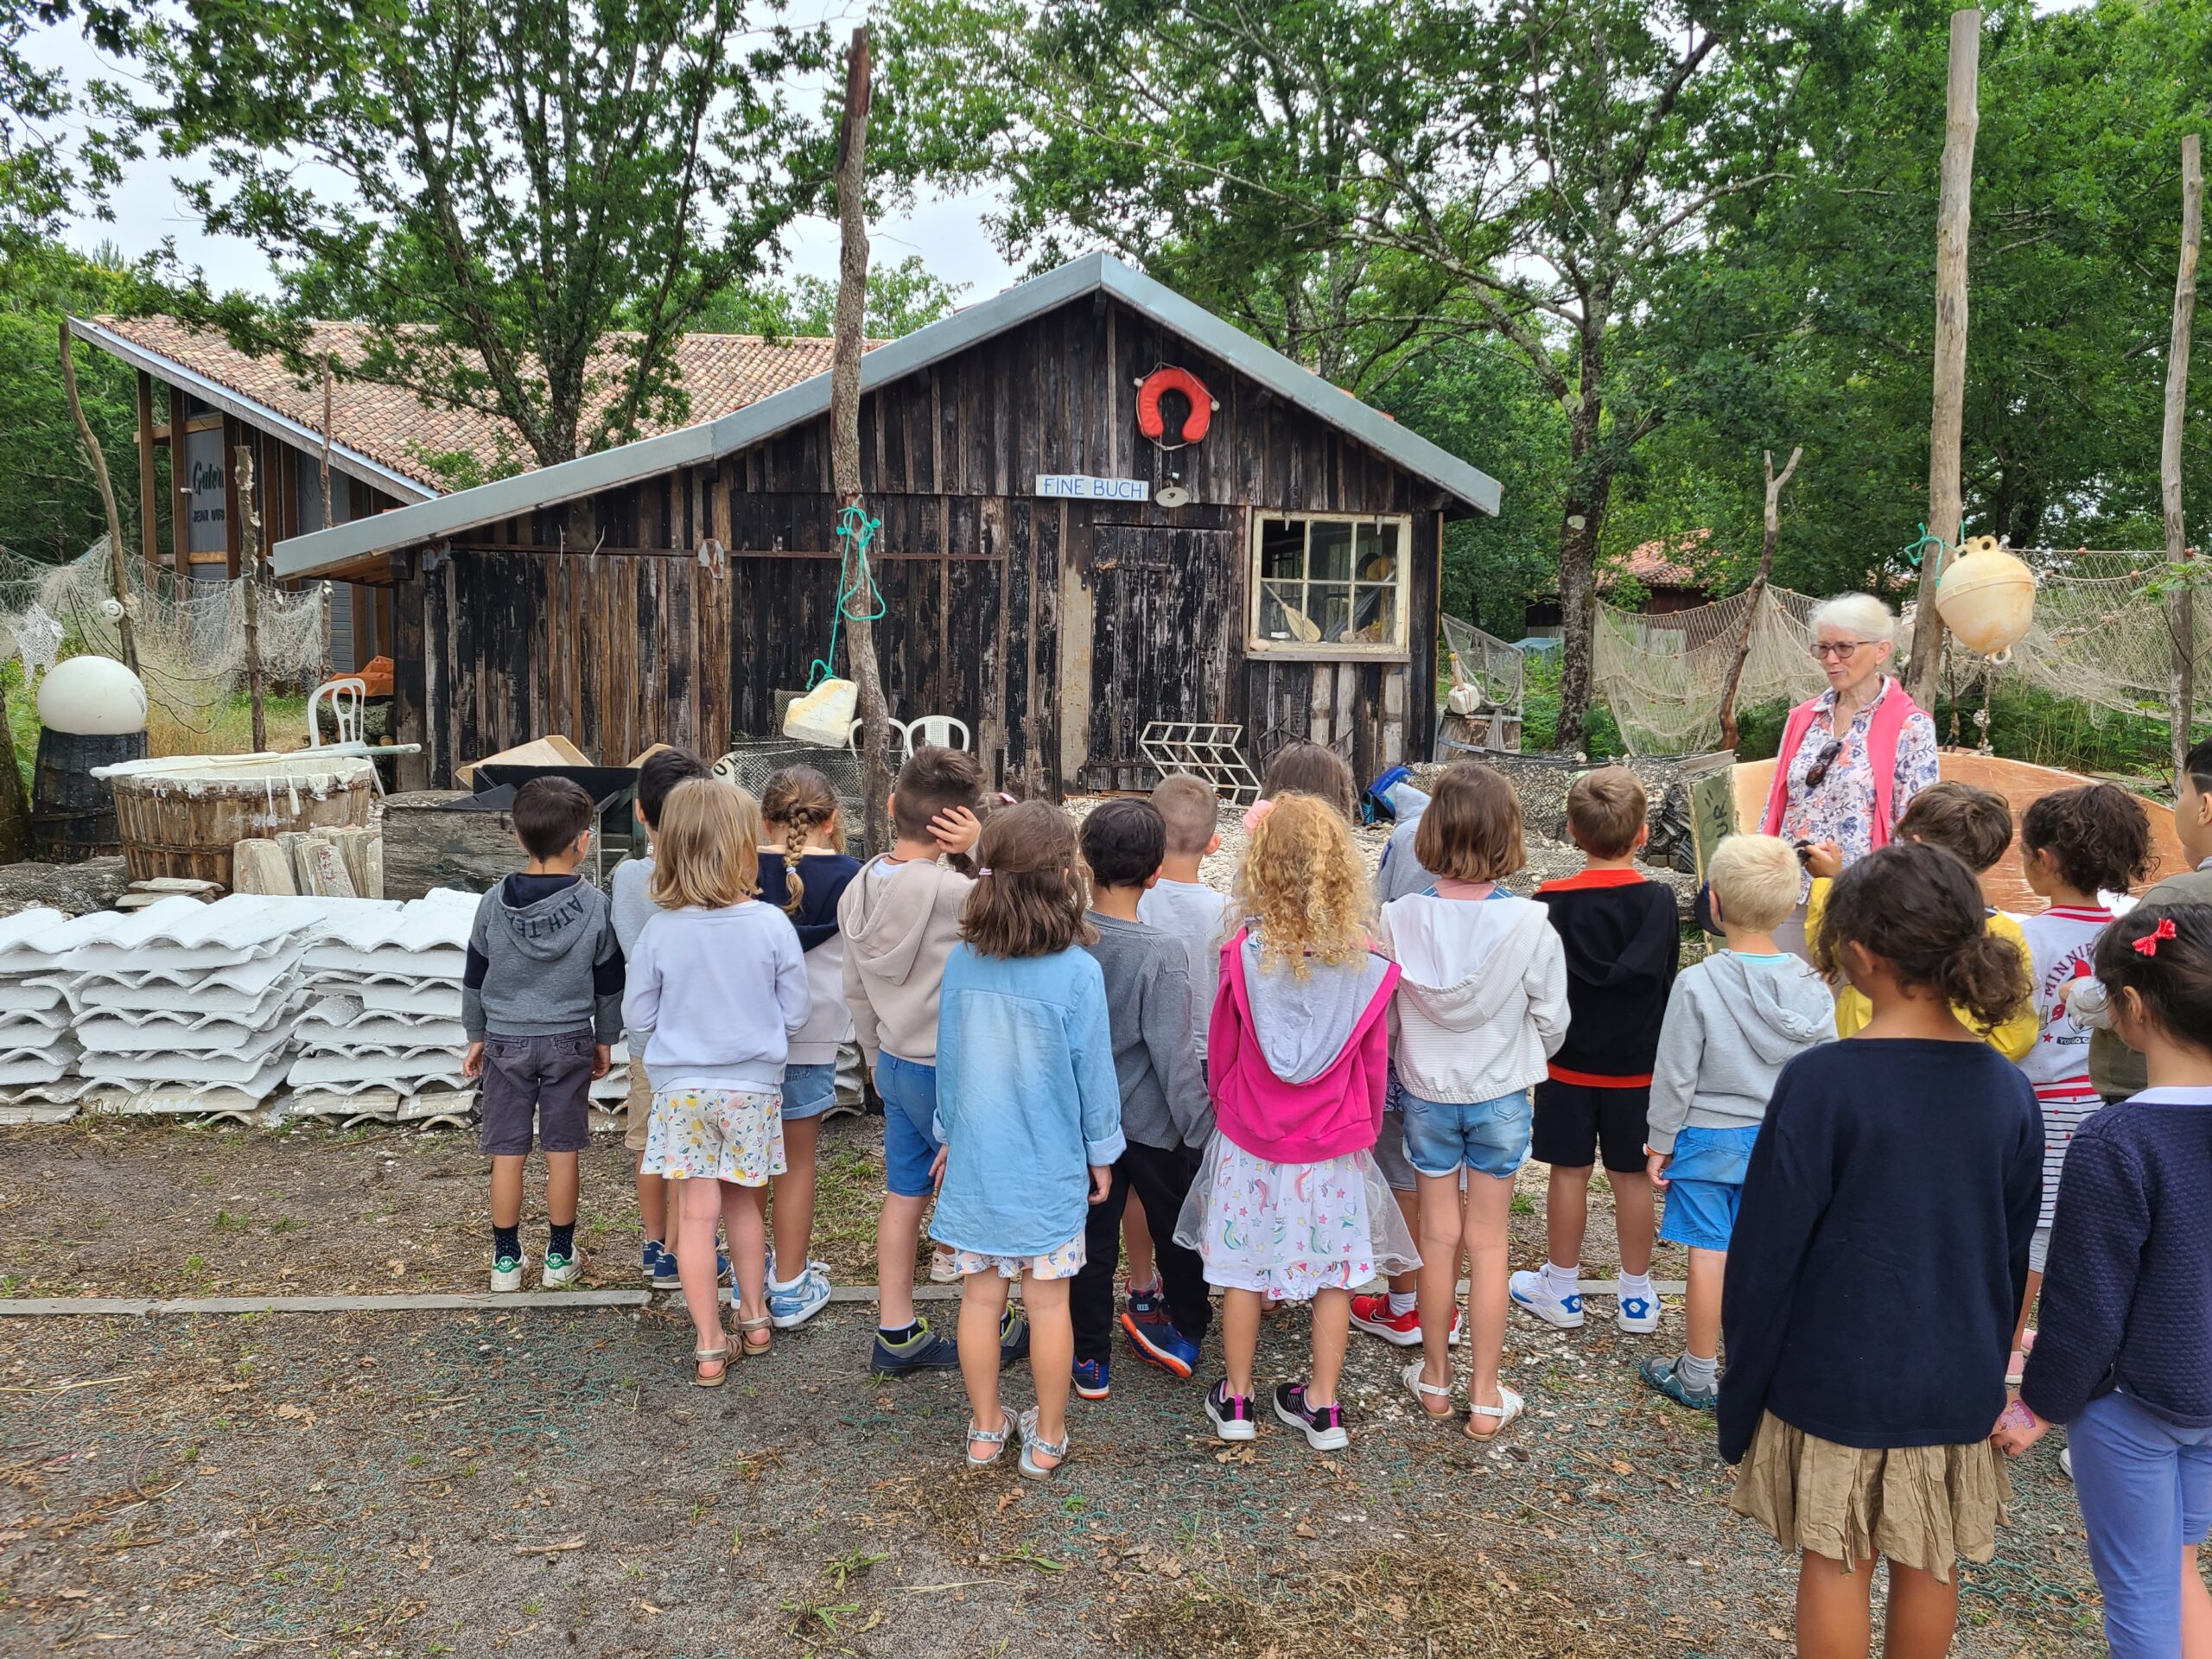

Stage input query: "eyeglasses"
[
  {"left": 1804, "top": 740, "right": 1846, "bottom": 791},
  {"left": 1810, "top": 639, "right": 1873, "bottom": 661}
]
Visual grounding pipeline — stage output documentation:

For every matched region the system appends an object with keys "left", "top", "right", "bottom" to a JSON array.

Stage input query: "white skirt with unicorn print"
[{"left": 1174, "top": 1130, "right": 1421, "bottom": 1303}]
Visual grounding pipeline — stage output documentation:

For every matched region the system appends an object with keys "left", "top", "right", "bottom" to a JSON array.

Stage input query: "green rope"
[
  {"left": 1901, "top": 523, "right": 1953, "bottom": 569},
  {"left": 808, "top": 504, "right": 887, "bottom": 690}
]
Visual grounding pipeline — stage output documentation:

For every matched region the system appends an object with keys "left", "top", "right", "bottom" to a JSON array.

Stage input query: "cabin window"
[{"left": 1249, "top": 512, "right": 1410, "bottom": 656}]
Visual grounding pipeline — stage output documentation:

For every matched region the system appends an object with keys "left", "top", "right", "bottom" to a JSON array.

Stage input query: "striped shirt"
[{"left": 2016, "top": 904, "right": 2113, "bottom": 1230}]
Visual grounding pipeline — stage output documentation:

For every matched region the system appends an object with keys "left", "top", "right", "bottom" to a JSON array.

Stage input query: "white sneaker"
[
  {"left": 1615, "top": 1278, "right": 1661, "bottom": 1333},
  {"left": 1509, "top": 1268, "right": 1586, "bottom": 1329},
  {"left": 490, "top": 1253, "right": 524, "bottom": 1293},
  {"left": 2059, "top": 1445, "right": 2073, "bottom": 1481},
  {"left": 540, "top": 1250, "right": 582, "bottom": 1290}
]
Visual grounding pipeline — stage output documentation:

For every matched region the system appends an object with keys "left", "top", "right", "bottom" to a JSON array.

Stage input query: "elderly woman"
[{"left": 1759, "top": 592, "right": 1940, "bottom": 869}]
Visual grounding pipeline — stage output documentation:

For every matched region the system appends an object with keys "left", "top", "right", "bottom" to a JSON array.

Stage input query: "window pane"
[
  {"left": 1257, "top": 579, "right": 1323, "bottom": 643},
  {"left": 1353, "top": 522, "right": 1397, "bottom": 582},
  {"left": 1308, "top": 582, "right": 1352, "bottom": 642},
  {"left": 1259, "top": 520, "right": 1306, "bottom": 582},
  {"left": 1309, "top": 521, "right": 1353, "bottom": 582},
  {"left": 1350, "top": 583, "right": 1394, "bottom": 644}
]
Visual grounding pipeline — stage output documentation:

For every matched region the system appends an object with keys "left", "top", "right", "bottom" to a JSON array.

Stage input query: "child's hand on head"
[
  {"left": 462, "top": 1040, "right": 484, "bottom": 1079},
  {"left": 930, "top": 805, "right": 982, "bottom": 856}
]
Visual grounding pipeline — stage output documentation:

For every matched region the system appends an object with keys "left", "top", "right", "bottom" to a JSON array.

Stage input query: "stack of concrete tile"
[
  {"left": 62, "top": 895, "right": 325, "bottom": 1122},
  {"left": 0, "top": 908, "right": 98, "bottom": 1123},
  {"left": 290, "top": 888, "right": 475, "bottom": 1123}
]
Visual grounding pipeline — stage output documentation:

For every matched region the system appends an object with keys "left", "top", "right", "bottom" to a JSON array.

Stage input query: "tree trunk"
[
  {"left": 0, "top": 672, "right": 29, "bottom": 863},
  {"left": 1905, "top": 8, "right": 1980, "bottom": 705},
  {"left": 236, "top": 444, "right": 267, "bottom": 752},
  {"left": 1718, "top": 446, "right": 1802, "bottom": 751},
  {"left": 2164, "top": 134, "right": 2202, "bottom": 774},
  {"left": 1550, "top": 372, "right": 1611, "bottom": 752},
  {"left": 830, "top": 26, "right": 893, "bottom": 854},
  {"left": 60, "top": 319, "right": 140, "bottom": 675}
]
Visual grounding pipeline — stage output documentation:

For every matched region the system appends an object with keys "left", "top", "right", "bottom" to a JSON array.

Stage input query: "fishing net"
[
  {"left": 1440, "top": 612, "right": 1525, "bottom": 717},
  {"left": 0, "top": 543, "right": 329, "bottom": 731},
  {"left": 1591, "top": 552, "right": 2212, "bottom": 755}
]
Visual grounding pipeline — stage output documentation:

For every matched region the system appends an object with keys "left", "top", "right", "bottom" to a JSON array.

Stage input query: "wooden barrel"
[
  {"left": 30, "top": 728, "right": 147, "bottom": 863},
  {"left": 105, "top": 753, "right": 376, "bottom": 887}
]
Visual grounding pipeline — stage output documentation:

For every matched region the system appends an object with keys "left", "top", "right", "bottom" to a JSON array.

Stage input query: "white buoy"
[{"left": 35, "top": 656, "right": 149, "bottom": 736}]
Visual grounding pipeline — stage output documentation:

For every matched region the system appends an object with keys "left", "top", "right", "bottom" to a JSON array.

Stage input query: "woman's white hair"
[{"left": 1808, "top": 591, "right": 1897, "bottom": 645}]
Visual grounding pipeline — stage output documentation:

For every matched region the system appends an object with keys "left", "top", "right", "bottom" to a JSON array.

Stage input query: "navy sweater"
[
  {"left": 1718, "top": 1039, "right": 2043, "bottom": 1465},
  {"left": 1534, "top": 870, "right": 1679, "bottom": 1080},
  {"left": 756, "top": 850, "right": 861, "bottom": 951},
  {"left": 2020, "top": 1087, "right": 2212, "bottom": 1428}
]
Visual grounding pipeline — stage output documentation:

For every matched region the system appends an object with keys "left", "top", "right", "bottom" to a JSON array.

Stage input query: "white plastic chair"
[
  {"left": 847, "top": 715, "right": 911, "bottom": 753},
  {"left": 903, "top": 715, "right": 970, "bottom": 757},
  {"left": 308, "top": 677, "right": 367, "bottom": 747}
]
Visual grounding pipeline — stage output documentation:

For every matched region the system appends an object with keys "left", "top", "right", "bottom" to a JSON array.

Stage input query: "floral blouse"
[{"left": 1777, "top": 677, "right": 1941, "bottom": 880}]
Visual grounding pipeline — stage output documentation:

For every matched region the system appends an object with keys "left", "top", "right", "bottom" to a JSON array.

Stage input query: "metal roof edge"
[{"left": 68, "top": 316, "right": 439, "bottom": 508}]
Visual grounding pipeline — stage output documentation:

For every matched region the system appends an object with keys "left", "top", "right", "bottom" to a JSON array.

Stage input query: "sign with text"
[
  {"left": 1034, "top": 474, "right": 1151, "bottom": 503},
  {"left": 184, "top": 425, "right": 228, "bottom": 555}
]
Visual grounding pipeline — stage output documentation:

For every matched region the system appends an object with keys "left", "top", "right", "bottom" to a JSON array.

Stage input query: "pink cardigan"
[
  {"left": 1205, "top": 930, "right": 1399, "bottom": 1165},
  {"left": 1758, "top": 678, "right": 1925, "bottom": 851}
]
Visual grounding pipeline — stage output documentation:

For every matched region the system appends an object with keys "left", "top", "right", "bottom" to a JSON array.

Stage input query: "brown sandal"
[
  {"left": 692, "top": 1347, "right": 731, "bottom": 1388},
  {"left": 736, "top": 1315, "right": 772, "bottom": 1357}
]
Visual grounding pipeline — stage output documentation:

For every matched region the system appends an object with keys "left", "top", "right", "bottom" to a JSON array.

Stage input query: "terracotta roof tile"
[
  {"left": 1607, "top": 530, "right": 1714, "bottom": 591},
  {"left": 96, "top": 316, "right": 870, "bottom": 493}
]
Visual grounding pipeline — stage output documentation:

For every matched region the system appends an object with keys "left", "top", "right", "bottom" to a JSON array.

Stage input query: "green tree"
[
  {"left": 696, "top": 253, "right": 966, "bottom": 339},
  {"left": 878, "top": 0, "right": 1821, "bottom": 743},
  {"left": 113, "top": 0, "right": 830, "bottom": 467}
]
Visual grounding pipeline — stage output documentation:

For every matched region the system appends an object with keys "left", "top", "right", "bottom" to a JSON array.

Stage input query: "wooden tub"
[{"left": 101, "top": 753, "right": 376, "bottom": 889}]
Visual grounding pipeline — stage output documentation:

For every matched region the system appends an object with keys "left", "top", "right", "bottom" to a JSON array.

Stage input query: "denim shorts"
[
  {"left": 1399, "top": 1087, "right": 1530, "bottom": 1179},
  {"left": 781, "top": 1061, "right": 837, "bottom": 1121},
  {"left": 1656, "top": 1125, "right": 1759, "bottom": 1252},
  {"left": 875, "top": 1052, "right": 941, "bottom": 1198}
]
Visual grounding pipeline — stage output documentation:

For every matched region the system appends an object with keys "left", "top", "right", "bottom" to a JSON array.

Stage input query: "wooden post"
[
  {"left": 829, "top": 24, "right": 893, "bottom": 854},
  {"left": 220, "top": 415, "right": 243, "bottom": 580},
  {"left": 168, "top": 385, "right": 191, "bottom": 575},
  {"left": 1718, "top": 445, "right": 1802, "bottom": 750},
  {"left": 1905, "top": 8, "right": 1980, "bottom": 706},
  {"left": 135, "top": 371, "right": 159, "bottom": 566},
  {"left": 2164, "top": 134, "right": 2202, "bottom": 773},
  {"left": 321, "top": 354, "right": 334, "bottom": 527},
  {"left": 60, "top": 319, "right": 139, "bottom": 673},
  {"left": 235, "top": 443, "right": 267, "bottom": 752}
]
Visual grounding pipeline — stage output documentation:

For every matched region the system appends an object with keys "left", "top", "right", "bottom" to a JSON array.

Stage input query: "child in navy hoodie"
[
  {"left": 1515, "top": 767, "right": 1678, "bottom": 1335},
  {"left": 2006, "top": 902, "right": 2212, "bottom": 1659}
]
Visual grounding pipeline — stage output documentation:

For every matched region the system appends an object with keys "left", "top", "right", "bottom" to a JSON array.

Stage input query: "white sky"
[{"left": 17, "top": 3, "right": 1020, "bottom": 306}]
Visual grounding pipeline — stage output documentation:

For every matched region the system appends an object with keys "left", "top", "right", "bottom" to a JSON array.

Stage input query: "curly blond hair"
[{"left": 1233, "top": 792, "right": 1372, "bottom": 977}]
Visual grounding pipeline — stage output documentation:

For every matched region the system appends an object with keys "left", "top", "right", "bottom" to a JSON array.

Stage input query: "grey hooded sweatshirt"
[
  {"left": 1643, "top": 950, "right": 1836, "bottom": 1153},
  {"left": 461, "top": 874, "right": 624, "bottom": 1043}
]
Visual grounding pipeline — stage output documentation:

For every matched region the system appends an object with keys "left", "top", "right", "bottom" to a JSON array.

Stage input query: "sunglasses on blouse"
[{"left": 1804, "top": 740, "right": 1846, "bottom": 791}]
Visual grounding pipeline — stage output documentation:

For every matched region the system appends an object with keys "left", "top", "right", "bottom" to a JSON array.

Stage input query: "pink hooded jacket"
[{"left": 1207, "top": 927, "right": 1400, "bottom": 1165}]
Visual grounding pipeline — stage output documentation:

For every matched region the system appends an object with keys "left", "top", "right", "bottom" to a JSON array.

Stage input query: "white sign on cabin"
[{"left": 1034, "top": 474, "right": 1151, "bottom": 503}]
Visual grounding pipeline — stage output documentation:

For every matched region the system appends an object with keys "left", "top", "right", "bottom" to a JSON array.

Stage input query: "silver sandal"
[
  {"left": 1465, "top": 1382, "right": 1525, "bottom": 1440},
  {"left": 1402, "top": 1360, "right": 1456, "bottom": 1419},
  {"left": 964, "top": 1415, "right": 1011, "bottom": 1469},
  {"left": 1016, "top": 1405, "right": 1069, "bottom": 1479},
  {"left": 692, "top": 1347, "right": 731, "bottom": 1389},
  {"left": 735, "top": 1314, "right": 772, "bottom": 1357}
]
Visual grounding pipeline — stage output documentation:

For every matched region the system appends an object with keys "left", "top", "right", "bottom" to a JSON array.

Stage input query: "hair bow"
[
  {"left": 1242, "top": 798, "right": 1276, "bottom": 835},
  {"left": 2133, "top": 917, "right": 2177, "bottom": 957}
]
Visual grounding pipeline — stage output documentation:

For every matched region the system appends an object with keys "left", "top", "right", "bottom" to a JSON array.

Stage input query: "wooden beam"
[
  {"left": 168, "top": 385, "right": 191, "bottom": 575},
  {"left": 1905, "top": 8, "right": 1980, "bottom": 705},
  {"left": 135, "top": 372, "right": 159, "bottom": 566},
  {"left": 2164, "top": 132, "right": 2202, "bottom": 773},
  {"left": 220, "top": 413, "right": 243, "bottom": 579}
]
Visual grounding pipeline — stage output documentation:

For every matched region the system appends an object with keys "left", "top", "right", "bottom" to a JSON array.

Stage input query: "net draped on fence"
[
  {"left": 1440, "top": 612, "right": 1527, "bottom": 717},
  {"left": 0, "top": 543, "right": 328, "bottom": 729},
  {"left": 1592, "top": 551, "right": 2212, "bottom": 755}
]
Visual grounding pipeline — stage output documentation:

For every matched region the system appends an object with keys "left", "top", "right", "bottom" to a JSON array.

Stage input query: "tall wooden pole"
[
  {"left": 1718, "top": 445, "right": 1802, "bottom": 750},
  {"left": 236, "top": 444, "right": 267, "bottom": 752},
  {"left": 1905, "top": 8, "right": 1980, "bottom": 706},
  {"left": 2164, "top": 134, "right": 2202, "bottom": 774},
  {"left": 60, "top": 320, "right": 139, "bottom": 674},
  {"left": 135, "top": 370, "right": 159, "bottom": 565},
  {"left": 830, "top": 25, "right": 893, "bottom": 853},
  {"left": 321, "top": 354, "right": 334, "bottom": 526}
]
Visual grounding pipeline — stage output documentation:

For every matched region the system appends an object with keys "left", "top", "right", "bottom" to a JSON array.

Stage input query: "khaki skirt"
[{"left": 1730, "top": 1411, "right": 2010, "bottom": 1584}]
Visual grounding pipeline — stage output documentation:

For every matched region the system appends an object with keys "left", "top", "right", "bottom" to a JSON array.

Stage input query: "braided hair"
[{"left": 759, "top": 766, "right": 841, "bottom": 915}]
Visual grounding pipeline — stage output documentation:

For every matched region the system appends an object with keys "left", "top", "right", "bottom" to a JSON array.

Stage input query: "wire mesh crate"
[{"left": 1137, "top": 722, "right": 1262, "bottom": 805}]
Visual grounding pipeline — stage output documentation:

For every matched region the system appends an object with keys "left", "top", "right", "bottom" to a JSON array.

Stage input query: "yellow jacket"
[{"left": 1804, "top": 876, "right": 2037, "bottom": 1060}]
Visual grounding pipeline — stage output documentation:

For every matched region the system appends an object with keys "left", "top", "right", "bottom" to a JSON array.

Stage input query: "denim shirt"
[{"left": 930, "top": 942, "right": 1127, "bottom": 1256}]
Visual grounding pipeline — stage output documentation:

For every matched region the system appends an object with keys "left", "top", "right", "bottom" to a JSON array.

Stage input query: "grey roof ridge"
[{"left": 272, "top": 251, "right": 1500, "bottom": 580}]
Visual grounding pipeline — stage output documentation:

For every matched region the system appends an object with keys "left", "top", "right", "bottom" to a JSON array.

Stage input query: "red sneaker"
[{"left": 1349, "top": 1293, "right": 1461, "bottom": 1347}]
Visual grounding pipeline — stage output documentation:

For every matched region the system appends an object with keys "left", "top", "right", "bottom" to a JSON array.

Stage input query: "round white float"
[{"left": 35, "top": 656, "right": 149, "bottom": 735}]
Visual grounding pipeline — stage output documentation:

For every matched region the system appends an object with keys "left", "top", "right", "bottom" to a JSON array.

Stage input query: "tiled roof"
[
  {"left": 92, "top": 316, "right": 868, "bottom": 494},
  {"left": 1607, "top": 531, "right": 1714, "bottom": 591}
]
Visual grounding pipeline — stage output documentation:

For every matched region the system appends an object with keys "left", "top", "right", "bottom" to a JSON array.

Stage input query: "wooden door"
[{"left": 1079, "top": 523, "right": 1242, "bottom": 791}]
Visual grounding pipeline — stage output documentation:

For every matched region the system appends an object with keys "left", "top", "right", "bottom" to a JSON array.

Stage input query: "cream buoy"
[
  {"left": 35, "top": 656, "right": 149, "bottom": 736},
  {"left": 1936, "top": 535, "right": 2037, "bottom": 662}
]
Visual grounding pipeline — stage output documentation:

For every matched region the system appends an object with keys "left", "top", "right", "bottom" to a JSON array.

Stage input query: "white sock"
[
  {"left": 769, "top": 1267, "right": 804, "bottom": 1292},
  {"left": 1388, "top": 1290, "right": 1417, "bottom": 1318},
  {"left": 1542, "top": 1261, "right": 1581, "bottom": 1298},
  {"left": 1618, "top": 1270, "right": 1654, "bottom": 1298},
  {"left": 1676, "top": 1351, "right": 1719, "bottom": 1392}
]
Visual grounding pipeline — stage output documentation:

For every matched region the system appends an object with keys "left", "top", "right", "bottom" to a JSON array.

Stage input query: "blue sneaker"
[
  {"left": 1638, "top": 1354, "right": 1717, "bottom": 1411},
  {"left": 1121, "top": 1311, "right": 1199, "bottom": 1378},
  {"left": 768, "top": 1264, "right": 833, "bottom": 1330},
  {"left": 641, "top": 1239, "right": 671, "bottom": 1284},
  {"left": 999, "top": 1308, "right": 1031, "bottom": 1366},
  {"left": 1072, "top": 1357, "right": 1111, "bottom": 1401},
  {"left": 871, "top": 1318, "right": 961, "bottom": 1375},
  {"left": 1124, "top": 1280, "right": 1164, "bottom": 1321},
  {"left": 653, "top": 1247, "right": 728, "bottom": 1288}
]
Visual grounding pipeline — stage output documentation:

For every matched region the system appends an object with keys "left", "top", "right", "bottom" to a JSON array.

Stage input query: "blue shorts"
[
  {"left": 1656, "top": 1125, "right": 1760, "bottom": 1252},
  {"left": 875, "top": 1052, "right": 941, "bottom": 1198},
  {"left": 1399, "top": 1087, "right": 1530, "bottom": 1180},
  {"left": 781, "top": 1062, "right": 837, "bottom": 1121}
]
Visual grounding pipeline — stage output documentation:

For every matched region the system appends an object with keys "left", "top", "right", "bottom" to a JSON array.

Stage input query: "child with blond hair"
[
  {"left": 1178, "top": 794, "right": 1416, "bottom": 1452},
  {"left": 623, "top": 780, "right": 810, "bottom": 1385},
  {"left": 1639, "top": 835, "right": 1834, "bottom": 1411}
]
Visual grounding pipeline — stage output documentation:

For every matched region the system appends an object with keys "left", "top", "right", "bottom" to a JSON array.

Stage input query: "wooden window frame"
[{"left": 1245, "top": 510, "right": 1412, "bottom": 662}]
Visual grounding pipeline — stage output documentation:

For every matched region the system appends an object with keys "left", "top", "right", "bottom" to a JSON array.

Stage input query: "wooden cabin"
[{"left": 272, "top": 255, "right": 1502, "bottom": 796}]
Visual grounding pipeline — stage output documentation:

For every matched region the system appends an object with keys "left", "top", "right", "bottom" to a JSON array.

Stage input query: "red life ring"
[{"left": 1136, "top": 366, "right": 1215, "bottom": 447}]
